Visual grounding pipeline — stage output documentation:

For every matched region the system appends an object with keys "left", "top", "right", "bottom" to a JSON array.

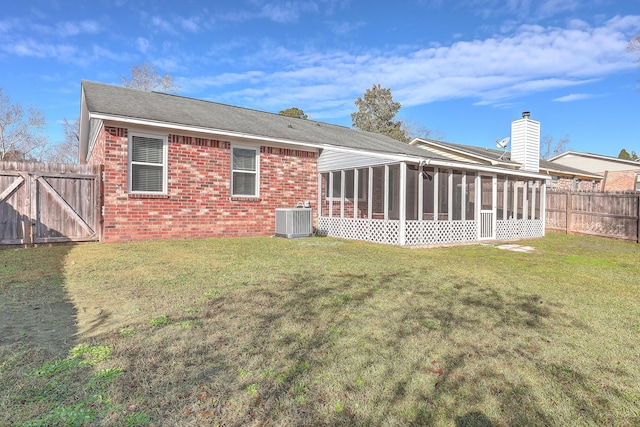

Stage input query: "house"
[
  {"left": 79, "top": 81, "right": 548, "bottom": 246},
  {"left": 409, "top": 138, "right": 603, "bottom": 192},
  {"left": 549, "top": 151, "right": 640, "bottom": 192}
]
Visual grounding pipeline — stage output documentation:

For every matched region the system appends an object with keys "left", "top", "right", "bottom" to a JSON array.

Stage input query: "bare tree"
[
  {"left": 629, "top": 34, "right": 640, "bottom": 52},
  {"left": 0, "top": 88, "right": 49, "bottom": 161},
  {"left": 541, "top": 135, "right": 569, "bottom": 160},
  {"left": 629, "top": 34, "right": 640, "bottom": 87},
  {"left": 121, "top": 62, "right": 178, "bottom": 93},
  {"left": 46, "top": 118, "right": 79, "bottom": 163},
  {"left": 399, "top": 118, "right": 446, "bottom": 142}
]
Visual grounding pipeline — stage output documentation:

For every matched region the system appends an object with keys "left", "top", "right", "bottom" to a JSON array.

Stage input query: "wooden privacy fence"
[
  {"left": 0, "top": 161, "right": 101, "bottom": 246},
  {"left": 546, "top": 190, "right": 640, "bottom": 243}
]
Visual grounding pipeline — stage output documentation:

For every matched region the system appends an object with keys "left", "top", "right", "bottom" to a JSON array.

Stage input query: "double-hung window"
[
  {"left": 129, "top": 133, "right": 167, "bottom": 194},
  {"left": 231, "top": 146, "right": 259, "bottom": 197}
]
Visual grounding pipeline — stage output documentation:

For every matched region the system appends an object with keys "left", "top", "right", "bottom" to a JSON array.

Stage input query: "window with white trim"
[
  {"left": 231, "top": 147, "right": 259, "bottom": 196},
  {"left": 129, "top": 133, "right": 167, "bottom": 194},
  {"left": 635, "top": 174, "right": 640, "bottom": 192}
]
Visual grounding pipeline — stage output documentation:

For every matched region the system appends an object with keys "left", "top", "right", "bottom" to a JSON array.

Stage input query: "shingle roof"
[
  {"left": 82, "top": 80, "right": 447, "bottom": 161},
  {"left": 416, "top": 138, "right": 601, "bottom": 178}
]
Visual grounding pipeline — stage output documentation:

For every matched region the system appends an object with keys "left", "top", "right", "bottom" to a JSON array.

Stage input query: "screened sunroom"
[{"left": 316, "top": 160, "right": 546, "bottom": 246}]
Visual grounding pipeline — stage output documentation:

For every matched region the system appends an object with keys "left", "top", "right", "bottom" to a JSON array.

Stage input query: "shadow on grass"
[
  {"left": 59, "top": 257, "right": 639, "bottom": 426},
  {"left": 0, "top": 245, "right": 78, "bottom": 358}
]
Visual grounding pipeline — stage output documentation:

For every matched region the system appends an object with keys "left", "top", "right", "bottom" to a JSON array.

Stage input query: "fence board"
[
  {"left": 546, "top": 190, "right": 639, "bottom": 243},
  {"left": 0, "top": 161, "right": 101, "bottom": 246}
]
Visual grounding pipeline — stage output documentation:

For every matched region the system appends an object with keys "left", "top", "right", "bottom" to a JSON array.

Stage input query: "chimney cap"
[{"left": 522, "top": 111, "right": 531, "bottom": 119}]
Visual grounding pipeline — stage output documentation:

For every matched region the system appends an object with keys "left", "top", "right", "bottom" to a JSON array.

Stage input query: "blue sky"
[{"left": 1, "top": 0, "right": 639, "bottom": 158}]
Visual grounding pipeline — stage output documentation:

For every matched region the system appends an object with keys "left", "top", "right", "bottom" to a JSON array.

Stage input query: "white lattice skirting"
[
  {"left": 317, "top": 217, "right": 400, "bottom": 245},
  {"left": 405, "top": 220, "right": 478, "bottom": 246},
  {"left": 496, "top": 219, "right": 544, "bottom": 240},
  {"left": 317, "top": 217, "right": 545, "bottom": 246}
]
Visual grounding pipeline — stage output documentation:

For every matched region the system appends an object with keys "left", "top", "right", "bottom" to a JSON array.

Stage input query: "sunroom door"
[{"left": 478, "top": 174, "right": 496, "bottom": 240}]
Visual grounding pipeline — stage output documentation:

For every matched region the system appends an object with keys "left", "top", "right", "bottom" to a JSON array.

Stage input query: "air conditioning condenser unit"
[{"left": 275, "top": 208, "right": 312, "bottom": 238}]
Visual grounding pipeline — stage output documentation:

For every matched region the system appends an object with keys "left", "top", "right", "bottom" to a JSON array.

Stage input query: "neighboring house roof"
[
  {"left": 411, "top": 138, "right": 519, "bottom": 167},
  {"left": 549, "top": 150, "right": 640, "bottom": 174},
  {"left": 412, "top": 138, "right": 602, "bottom": 179},
  {"left": 80, "top": 80, "right": 447, "bottom": 162}
]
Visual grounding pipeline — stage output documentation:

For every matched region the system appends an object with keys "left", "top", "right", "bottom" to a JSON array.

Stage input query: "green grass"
[{"left": 1, "top": 233, "right": 639, "bottom": 426}]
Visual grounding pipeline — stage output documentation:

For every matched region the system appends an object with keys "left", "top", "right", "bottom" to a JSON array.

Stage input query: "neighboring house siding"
[
  {"left": 603, "top": 170, "right": 640, "bottom": 192},
  {"left": 88, "top": 123, "right": 318, "bottom": 242},
  {"left": 552, "top": 155, "right": 639, "bottom": 174}
]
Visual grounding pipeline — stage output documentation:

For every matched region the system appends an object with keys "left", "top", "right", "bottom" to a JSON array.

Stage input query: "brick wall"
[
  {"left": 603, "top": 170, "right": 640, "bottom": 192},
  {"left": 553, "top": 177, "right": 602, "bottom": 192},
  {"left": 88, "top": 125, "right": 318, "bottom": 242}
]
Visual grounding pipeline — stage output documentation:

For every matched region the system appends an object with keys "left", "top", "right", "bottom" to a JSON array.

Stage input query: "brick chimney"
[{"left": 511, "top": 111, "right": 540, "bottom": 172}]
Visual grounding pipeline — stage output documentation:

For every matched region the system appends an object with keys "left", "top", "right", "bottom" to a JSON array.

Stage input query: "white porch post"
[
  {"left": 475, "top": 174, "right": 481, "bottom": 240},
  {"left": 384, "top": 165, "right": 389, "bottom": 221},
  {"left": 399, "top": 162, "right": 407, "bottom": 246},
  {"left": 523, "top": 181, "right": 529, "bottom": 221},
  {"left": 340, "top": 170, "right": 345, "bottom": 218},
  {"left": 433, "top": 168, "right": 439, "bottom": 221},
  {"left": 317, "top": 173, "right": 322, "bottom": 219},
  {"left": 368, "top": 167, "right": 373, "bottom": 220},
  {"left": 447, "top": 170, "right": 453, "bottom": 221},
  {"left": 541, "top": 181, "right": 547, "bottom": 236},
  {"left": 491, "top": 175, "right": 498, "bottom": 239},
  {"left": 353, "top": 169, "right": 359, "bottom": 219},
  {"left": 418, "top": 164, "right": 424, "bottom": 221},
  {"left": 513, "top": 183, "right": 518, "bottom": 220}
]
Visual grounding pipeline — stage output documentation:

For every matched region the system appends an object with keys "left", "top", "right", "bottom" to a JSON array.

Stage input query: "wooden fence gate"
[{"left": 0, "top": 161, "right": 101, "bottom": 246}]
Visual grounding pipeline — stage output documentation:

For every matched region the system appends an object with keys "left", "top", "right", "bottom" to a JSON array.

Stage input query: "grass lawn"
[{"left": 1, "top": 233, "right": 639, "bottom": 426}]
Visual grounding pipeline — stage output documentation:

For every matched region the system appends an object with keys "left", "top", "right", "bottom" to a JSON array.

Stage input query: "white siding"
[
  {"left": 511, "top": 117, "right": 540, "bottom": 172},
  {"left": 318, "top": 149, "right": 399, "bottom": 172},
  {"left": 551, "top": 154, "right": 640, "bottom": 174}
]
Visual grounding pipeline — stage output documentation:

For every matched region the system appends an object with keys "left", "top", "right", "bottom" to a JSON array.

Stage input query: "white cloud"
[
  {"left": 186, "top": 14, "right": 640, "bottom": 116},
  {"left": 553, "top": 93, "right": 603, "bottom": 102},
  {"left": 177, "top": 16, "right": 200, "bottom": 33},
  {"left": 2, "top": 39, "right": 76, "bottom": 59},
  {"left": 136, "top": 37, "right": 150, "bottom": 53},
  {"left": 55, "top": 20, "right": 101, "bottom": 37},
  {"left": 151, "top": 16, "right": 178, "bottom": 34}
]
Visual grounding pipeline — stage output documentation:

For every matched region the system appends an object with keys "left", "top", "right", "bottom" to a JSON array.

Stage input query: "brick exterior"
[
  {"left": 88, "top": 124, "right": 318, "bottom": 242},
  {"left": 603, "top": 170, "right": 640, "bottom": 192},
  {"left": 552, "top": 176, "right": 601, "bottom": 192}
]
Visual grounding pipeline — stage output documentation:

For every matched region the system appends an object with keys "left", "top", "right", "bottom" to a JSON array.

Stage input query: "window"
[
  {"left": 572, "top": 178, "right": 579, "bottom": 191},
  {"left": 636, "top": 174, "right": 640, "bottom": 192},
  {"left": 129, "top": 133, "right": 167, "bottom": 193},
  {"left": 232, "top": 147, "right": 258, "bottom": 196}
]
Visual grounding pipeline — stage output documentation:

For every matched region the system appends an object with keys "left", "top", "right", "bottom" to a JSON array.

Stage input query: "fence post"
[{"left": 567, "top": 192, "right": 574, "bottom": 235}]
